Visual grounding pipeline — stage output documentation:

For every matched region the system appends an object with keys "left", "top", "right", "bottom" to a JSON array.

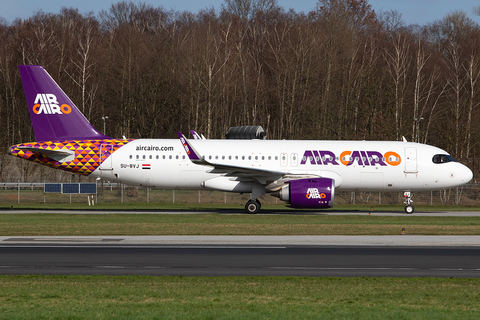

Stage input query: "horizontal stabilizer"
[{"left": 15, "top": 146, "right": 75, "bottom": 163}]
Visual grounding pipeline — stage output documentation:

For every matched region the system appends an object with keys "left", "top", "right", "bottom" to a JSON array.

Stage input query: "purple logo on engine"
[
  {"left": 288, "top": 178, "right": 334, "bottom": 208},
  {"left": 306, "top": 188, "right": 326, "bottom": 200}
]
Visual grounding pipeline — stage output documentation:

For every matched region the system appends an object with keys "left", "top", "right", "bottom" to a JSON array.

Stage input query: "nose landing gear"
[{"left": 404, "top": 192, "right": 414, "bottom": 214}]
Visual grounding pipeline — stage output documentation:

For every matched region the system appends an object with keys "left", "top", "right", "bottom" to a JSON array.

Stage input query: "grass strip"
[
  {"left": 1, "top": 214, "right": 480, "bottom": 236},
  {"left": 3, "top": 202, "right": 480, "bottom": 211},
  {"left": 0, "top": 275, "right": 479, "bottom": 320}
]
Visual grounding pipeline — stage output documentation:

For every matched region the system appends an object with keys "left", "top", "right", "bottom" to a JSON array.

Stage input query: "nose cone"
[{"left": 461, "top": 164, "right": 474, "bottom": 184}]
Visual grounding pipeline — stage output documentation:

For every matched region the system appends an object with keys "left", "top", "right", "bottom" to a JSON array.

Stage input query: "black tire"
[
  {"left": 405, "top": 205, "right": 414, "bottom": 214},
  {"left": 245, "top": 200, "right": 260, "bottom": 214}
]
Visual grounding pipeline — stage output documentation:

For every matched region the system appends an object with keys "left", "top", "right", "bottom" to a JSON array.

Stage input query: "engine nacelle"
[{"left": 272, "top": 178, "right": 335, "bottom": 208}]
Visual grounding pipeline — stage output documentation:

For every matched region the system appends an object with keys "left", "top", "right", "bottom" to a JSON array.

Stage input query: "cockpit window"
[{"left": 432, "top": 154, "right": 456, "bottom": 164}]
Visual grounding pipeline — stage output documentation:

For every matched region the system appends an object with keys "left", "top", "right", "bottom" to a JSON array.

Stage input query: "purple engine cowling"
[{"left": 273, "top": 178, "right": 335, "bottom": 208}]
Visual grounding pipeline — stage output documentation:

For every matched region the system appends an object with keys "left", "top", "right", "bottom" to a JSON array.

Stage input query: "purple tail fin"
[{"left": 18, "top": 65, "right": 109, "bottom": 141}]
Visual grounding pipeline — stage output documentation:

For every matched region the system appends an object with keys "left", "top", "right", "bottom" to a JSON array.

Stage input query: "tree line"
[{"left": 1, "top": 0, "right": 480, "bottom": 179}]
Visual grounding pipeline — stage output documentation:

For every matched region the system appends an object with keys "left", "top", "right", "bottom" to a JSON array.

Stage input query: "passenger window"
[
  {"left": 129, "top": 155, "right": 132, "bottom": 159},
  {"left": 169, "top": 155, "right": 172, "bottom": 159},
  {"left": 149, "top": 155, "right": 152, "bottom": 160},
  {"left": 143, "top": 155, "right": 146, "bottom": 160},
  {"left": 156, "top": 155, "right": 159, "bottom": 160},
  {"left": 163, "top": 155, "right": 166, "bottom": 159},
  {"left": 136, "top": 155, "right": 139, "bottom": 159}
]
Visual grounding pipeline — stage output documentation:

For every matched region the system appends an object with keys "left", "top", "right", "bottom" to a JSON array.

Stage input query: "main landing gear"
[
  {"left": 245, "top": 199, "right": 261, "bottom": 214},
  {"left": 404, "top": 191, "right": 414, "bottom": 214},
  {"left": 245, "top": 184, "right": 265, "bottom": 214}
]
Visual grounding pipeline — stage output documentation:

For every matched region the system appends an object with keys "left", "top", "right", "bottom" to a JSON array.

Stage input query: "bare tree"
[
  {"left": 411, "top": 39, "right": 431, "bottom": 142},
  {"left": 384, "top": 33, "right": 410, "bottom": 140},
  {"left": 464, "top": 53, "right": 480, "bottom": 158},
  {"left": 222, "top": 0, "right": 279, "bottom": 21},
  {"left": 65, "top": 15, "right": 100, "bottom": 119}
]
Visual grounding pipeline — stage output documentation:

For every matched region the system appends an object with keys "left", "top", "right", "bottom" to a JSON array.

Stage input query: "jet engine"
[{"left": 272, "top": 178, "right": 335, "bottom": 208}]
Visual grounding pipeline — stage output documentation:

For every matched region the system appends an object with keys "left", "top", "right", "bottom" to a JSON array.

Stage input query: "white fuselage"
[{"left": 90, "top": 139, "right": 473, "bottom": 193}]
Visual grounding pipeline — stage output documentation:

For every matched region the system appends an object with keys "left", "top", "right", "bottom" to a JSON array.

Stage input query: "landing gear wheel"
[
  {"left": 245, "top": 200, "right": 261, "bottom": 214},
  {"left": 405, "top": 205, "right": 414, "bottom": 214},
  {"left": 403, "top": 192, "right": 414, "bottom": 214}
]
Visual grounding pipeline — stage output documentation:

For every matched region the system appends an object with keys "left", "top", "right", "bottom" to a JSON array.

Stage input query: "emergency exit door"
[{"left": 404, "top": 147, "right": 417, "bottom": 173}]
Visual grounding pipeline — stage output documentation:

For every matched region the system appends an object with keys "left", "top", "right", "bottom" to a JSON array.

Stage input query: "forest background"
[{"left": 1, "top": 0, "right": 480, "bottom": 183}]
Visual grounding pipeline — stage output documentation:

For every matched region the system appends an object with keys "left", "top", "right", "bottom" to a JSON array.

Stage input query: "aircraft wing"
[
  {"left": 177, "top": 132, "right": 321, "bottom": 189},
  {"left": 14, "top": 146, "right": 75, "bottom": 163}
]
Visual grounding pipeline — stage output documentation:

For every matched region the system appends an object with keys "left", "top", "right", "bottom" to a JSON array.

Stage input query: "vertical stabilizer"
[{"left": 18, "top": 65, "right": 109, "bottom": 141}]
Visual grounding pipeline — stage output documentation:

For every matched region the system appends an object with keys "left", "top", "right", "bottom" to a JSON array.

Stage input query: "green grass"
[
  {"left": 1, "top": 214, "right": 480, "bottom": 235},
  {"left": 0, "top": 276, "right": 479, "bottom": 319}
]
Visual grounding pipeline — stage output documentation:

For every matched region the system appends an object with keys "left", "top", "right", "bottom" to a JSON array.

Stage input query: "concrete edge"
[{"left": 1, "top": 235, "right": 480, "bottom": 246}]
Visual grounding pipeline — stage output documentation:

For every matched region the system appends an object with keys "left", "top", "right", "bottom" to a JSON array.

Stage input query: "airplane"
[{"left": 9, "top": 65, "right": 473, "bottom": 214}]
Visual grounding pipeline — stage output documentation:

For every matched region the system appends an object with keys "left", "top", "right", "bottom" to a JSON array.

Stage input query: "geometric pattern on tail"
[{"left": 10, "top": 139, "right": 133, "bottom": 175}]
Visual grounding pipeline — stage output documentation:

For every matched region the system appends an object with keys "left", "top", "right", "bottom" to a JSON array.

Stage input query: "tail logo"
[{"left": 32, "top": 94, "right": 72, "bottom": 115}]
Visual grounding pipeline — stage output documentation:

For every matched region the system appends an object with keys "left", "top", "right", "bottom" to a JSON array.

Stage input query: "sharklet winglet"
[
  {"left": 177, "top": 132, "right": 206, "bottom": 165},
  {"left": 190, "top": 130, "right": 201, "bottom": 140}
]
